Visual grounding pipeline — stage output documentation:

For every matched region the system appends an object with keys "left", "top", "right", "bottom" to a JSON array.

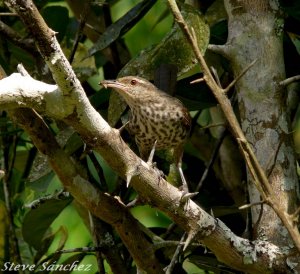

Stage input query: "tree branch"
[{"left": 280, "top": 75, "right": 300, "bottom": 87}]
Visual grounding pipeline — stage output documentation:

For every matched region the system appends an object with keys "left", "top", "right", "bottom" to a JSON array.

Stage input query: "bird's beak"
[{"left": 100, "top": 80, "right": 126, "bottom": 90}]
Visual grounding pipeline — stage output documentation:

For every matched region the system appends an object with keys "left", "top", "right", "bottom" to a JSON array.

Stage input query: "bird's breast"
[{"left": 129, "top": 105, "right": 190, "bottom": 150}]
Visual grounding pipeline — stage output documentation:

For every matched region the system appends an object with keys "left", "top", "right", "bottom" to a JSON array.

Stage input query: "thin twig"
[
  {"left": 238, "top": 139, "right": 273, "bottom": 196},
  {"left": 239, "top": 200, "right": 265, "bottom": 210},
  {"left": 164, "top": 233, "right": 186, "bottom": 274},
  {"left": 36, "top": 247, "right": 97, "bottom": 269},
  {"left": 1, "top": 133, "right": 24, "bottom": 273},
  {"left": 54, "top": 246, "right": 101, "bottom": 254},
  {"left": 89, "top": 214, "right": 108, "bottom": 274},
  {"left": 196, "top": 128, "right": 226, "bottom": 192},
  {"left": 211, "top": 66, "right": 222, "bottom": 87},
  {"left": 291, "top": 206, "right": 300, "bottom": 223},
  {"left": 280, "top": 75, "right": 300, "bottom": 87},
  {"left": 153, "top": 240, "right": 201, "bottom": 250},
  {"left": 200, "top": 123, "right": 225, "bottom": 129},
  {"left": 24, "top": 190, "right": 70, "bottom": 209},
  {"left": 223, "top": 59, "right": 258, "bottom": 93},
  {"left": 190, "top": 77, "right": 205, "bottom": 84},
  {"left": 69, "top": 4, "right": 89, "bottom": 64},
  {"left": 161, "top": 222, "right": 176, "bottom": 239},
  {"left": 0, "top": 12, "right": 18, "bottom": 16}
]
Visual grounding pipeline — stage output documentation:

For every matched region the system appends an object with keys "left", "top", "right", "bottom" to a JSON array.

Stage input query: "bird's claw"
[
  {"left": 180, "top": 191, "right": 199, "bottom": 204},
  {"left": 177, "top": 165, "right": 198, "bottom": 203},
  {"left": 126, "top": 197, "right": 142, "bottom": 208}
]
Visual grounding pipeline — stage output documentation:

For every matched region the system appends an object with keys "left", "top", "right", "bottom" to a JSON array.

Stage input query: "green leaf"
[
  {"left": 27, "top": 172, "right": 55, "bottom": 193},
  {"left": 42, "top": 6, "right": 69, "bottom": 42},
  {"left": 89, "top": 87, "right": 111, "bottom": 109},
  {"left": 130, "top": 205, "right": 172, "bottom": 228},
  {"left": 94, "top": 152, "right": 118, "bottom": 192},
  {"left": 120, "top": 4, "right": 210, "bottom": 78},
  {"left": 22, "top": 199, "right": 72, "bottom": 250},
  {"left": 34, "top": 226, "right": 68, "bottom": 264},
  {"left": 64, "top": 43, "right": 97, "bottom": 82},
  {"left": 63, "top": 133, "right": 84, "bottom": 156},
  {"left": 8, "top": 42, "right": 35, "bottom": 70},
  {"left": 287, "top": 32, "right": 300, "bottom": 55},
  {"left": 210, "top": 20, "right": 228, "bottom": 45},
  {"left": 88, "top": 0, "right": 157, "bottom": 57}
]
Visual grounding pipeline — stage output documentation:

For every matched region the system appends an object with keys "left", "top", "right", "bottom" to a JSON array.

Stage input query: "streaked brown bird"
[{"left": 101, "top": 76, "right": 192, "bottom": 196}]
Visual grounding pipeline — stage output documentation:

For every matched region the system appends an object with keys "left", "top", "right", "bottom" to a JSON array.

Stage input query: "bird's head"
[{"left": 100, "top": 76, "right": 158, "bottom": 105}]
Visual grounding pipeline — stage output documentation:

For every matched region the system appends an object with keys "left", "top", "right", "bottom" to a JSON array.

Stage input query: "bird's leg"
[
  {"left": 175, "top": 148, "right": 198, "bottom": 203},
  {"left": 126, "top": 141, "right": 161, "bottom": 208},
  {"left": 178, "top": 165, "right": 199, "bottom": 203},
  {"left": 141, "top": 141, "right": 164, "bottom": 185},
  {"left": 177, "top": 161, "right": 198, "bottom": 202},
  {"left": 147, "top": 140, "right": 157, "bottom": 166},
  {"left": 178, "top": 162, "right": 189, "bottom": 194}
]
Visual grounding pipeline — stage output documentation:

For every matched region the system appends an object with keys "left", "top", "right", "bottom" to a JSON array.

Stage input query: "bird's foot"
[
  {"left": 180, "top": 190, "right": 198, "bottom": 204},
  {"left": 126, "top": 196, "right": 143, "bottom": 208},
  {"left": 146, "top": 140, "right": 157, "bottom": 166},
  {"left": 178, "top": 166, "right": 198, "bottom": 203},
  {"left": 156, "top": 168, "right": 165, "bottom": 186},
  {"left": 145, "top": 140, "right": 165, "bottom": 185},
  {"left": 148, "top": 161, "right": 165, "bottom": 186}
]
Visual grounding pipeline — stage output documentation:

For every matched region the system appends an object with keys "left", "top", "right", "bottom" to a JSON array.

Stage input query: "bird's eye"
[{"left": 130, "top": 79, "right": 137, "bottom": 85}]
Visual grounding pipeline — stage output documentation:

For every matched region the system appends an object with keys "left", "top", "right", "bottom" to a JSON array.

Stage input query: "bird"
[{"left": 100, "top": 76, "right": 193, "bottom": 198}]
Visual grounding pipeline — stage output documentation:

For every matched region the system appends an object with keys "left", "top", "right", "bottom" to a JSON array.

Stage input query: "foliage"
[{"left": 0, "top": 0, "right": 300, "bottom": 273}]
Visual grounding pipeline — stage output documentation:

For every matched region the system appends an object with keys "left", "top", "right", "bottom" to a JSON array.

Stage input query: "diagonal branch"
[
  {"left": 166, "top": 0, "right": 300, "bottom": 253},
  {"left": 223, "top": 59, "right": 257, "bottom": 93}
]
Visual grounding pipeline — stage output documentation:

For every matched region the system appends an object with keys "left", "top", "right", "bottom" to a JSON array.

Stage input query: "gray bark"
[{"left": 224, "top": 0, "right": 299, "bottom": 248}]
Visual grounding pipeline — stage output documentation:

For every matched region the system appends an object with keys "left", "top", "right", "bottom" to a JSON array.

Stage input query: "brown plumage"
[{"left": 101, "top": 76, "right": 191, "bottom": 193}]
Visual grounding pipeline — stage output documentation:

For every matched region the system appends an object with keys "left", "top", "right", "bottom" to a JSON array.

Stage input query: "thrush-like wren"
[{"left": 101, "top": 76, "right": 192, "bottom": 196}]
